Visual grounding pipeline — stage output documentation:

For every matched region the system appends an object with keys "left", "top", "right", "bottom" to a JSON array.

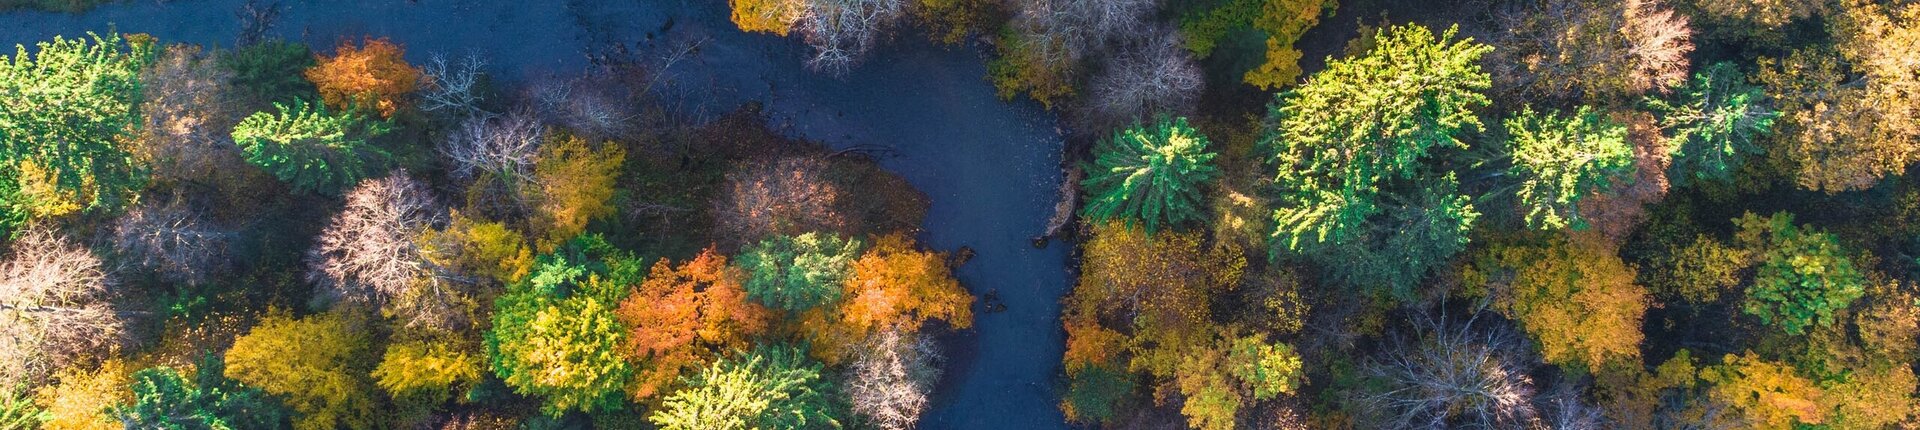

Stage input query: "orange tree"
[
  {"left": 801, "top": 233, "right": 973, "bottom": 363},
  {"left": 304, "top": 37, "right": 421, "bottom": 117},
  {"left": 614, "top": 248, "right": 770, "bottom": 401}
]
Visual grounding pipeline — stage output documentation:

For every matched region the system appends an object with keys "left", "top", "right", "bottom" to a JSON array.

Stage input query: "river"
[{"left": 0, "top": 0, "right": 1073, "bottom": 428}]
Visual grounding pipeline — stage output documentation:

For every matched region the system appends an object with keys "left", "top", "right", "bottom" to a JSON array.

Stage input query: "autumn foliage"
[
  {"left": 305, "top": 37, "right": 421, "bottom": 117},
  {"left": 615, "top": 248, "right": 770, "bottom": 400}
]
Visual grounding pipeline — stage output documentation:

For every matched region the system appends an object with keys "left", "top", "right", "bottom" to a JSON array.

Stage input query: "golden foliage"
[
  {"left": 372, "top": 338, "right": 484, "bottom": 402},
  {"left": 1701, "top": 352, "right": 1826, "bottom": 429},
  {"left": 615, "top": 248, "right": 770, "bottom": 401},
  {"left": 728, "top": 0, "right": 802, "bottom": 35},
  {"left": 1469, "top": 233, "right": 1648, "bottom": 370},
  {"left": 532, "top": 132, "right": 625, "bottom": 250},
  {"left": 224, "top": 310, "right": 377, "bottom": 430},
  {"left": 419, "top": 211, "right": 535, "bottom": 284},
  {"left": 802, "top": 233, "right": 974, "bottom": 364},
  {"left": 33, "top": 360, "right": 128, "bottom": 430},
  {"left": 1242, "top": 0, "right": 1328, "bottom": 89},
  {"left": 304, "top": 37, "right": 420, "bottom": 117}
]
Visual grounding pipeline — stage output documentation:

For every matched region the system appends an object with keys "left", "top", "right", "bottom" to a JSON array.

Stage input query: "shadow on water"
[{"left": 0, "top": 0, "right": 1073, "bottom": 428}]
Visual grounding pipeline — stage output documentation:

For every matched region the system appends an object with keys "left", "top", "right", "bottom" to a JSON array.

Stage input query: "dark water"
[{"left": 0, "top": 0, "right": 1072, "bottom": 428}]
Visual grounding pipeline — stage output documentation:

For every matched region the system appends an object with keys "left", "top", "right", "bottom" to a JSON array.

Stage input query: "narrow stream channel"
[{"left": 0, "top": 1, "right": 1074, "bottom": 428}]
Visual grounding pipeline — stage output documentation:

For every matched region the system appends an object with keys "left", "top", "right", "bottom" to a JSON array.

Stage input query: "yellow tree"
[
  {"left": 532, "top": 132, "right": 625, "bottom": 250},
  {"left": 223, "top": 310, "right": 377, "bottom": 430},
  {"left": 1467, "top": 232, "right": 1648, "bottom": 370},
  {"left": 804, "top": 233, "right": 973, "bottom": 362}
]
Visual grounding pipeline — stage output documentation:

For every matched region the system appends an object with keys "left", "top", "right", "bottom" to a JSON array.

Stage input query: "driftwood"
[{"left": 1039, "top": 165, "right": 1082, "bottom": 245}]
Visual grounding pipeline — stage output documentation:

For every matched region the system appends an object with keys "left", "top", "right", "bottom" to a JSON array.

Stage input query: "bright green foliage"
[
  {"left": 0, "top": 31, "right": 154, "bottom": 218},
  {"left": 737, "top": 232, "right": 863, "bottom": 312},
  {"left": 231, "top": 99, "right": 392, "bottom": 195},
  {"left": 1174, "top": 350, "right": 1239, "bottom": 430},
  {"left": 219, "top": 40, "right": 316, "bottom": 105},
  {"left": 650, "top": 344, "right": 844, "bottom": 430},
  {"left": 0, "top": 386, "right": 41, "bottom": 430},
  {"left": 223, "top": 311, "right": 376, "bottom": 430},
  {"left": 1062, "top": 364, "right": 1133, "bottom": 424},
  {"left": 1264, "top": 23, "right": 1491, "bottom": 252},
  {"left": 1311, "top": 173, "right": 1478, "bottom": 299},
  {"left": 1503, "top": 106, "right": 1634, "bottom": 230},
  {"left": 1224, "top": 334, "right": 1303, "bottom": 400},
  {"left": 118, "top": 359, "right": 292, "bottom": 430},
  {"left": 1082, "top": 116, "right": 1219, "bottom": 233},
  {"left": 1734, "top": 212, "right": 1866, "bottom": 335},
  {"left": 1647, "top": 62, "right": 1777, "bottom": 186},
  {"left": 486, "top": 235, "right": 636, "bottom": 416}
]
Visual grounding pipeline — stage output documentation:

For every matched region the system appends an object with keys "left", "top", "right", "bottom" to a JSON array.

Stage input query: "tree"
[
  {"left": 649, "top": 344, "right": 845, "bottom": 430},
  {"left": 33, "top": 360, "right": 128, "bottom": 430},
  {"left": 845, "top": 329, "right": 941, "bottom": 430},
  {"left": 1357, "top": 314, "right": 1539, "bottom": 428},
  {"left": 304, "top": 37, "right": 421, "bottom": 117},
  {"left": 1467, "top": 233, "right": 1648, "bottom": 370},
  {"left": 730, "top": 0, "right": 805, "bottom": 35},
  {"left": 372, "top": 337, "right": 483, "bottom": 420},
  {"left": 223, "top": 311, "right": 376, "bottom": 430},
  {"left": 1305, "top": 174, "right": 1477, "bottom": 299},
  {"left": 713, "top": 156, "right": 847, "bottom": 249},
  {"left": 1699, "top": 352, "right": 1826, "bottom": 429},
  {"left": 0, "top": 385, "right": 38, "bottom": 430},
  {"left": 1082, "top": 116, "right": 1218, "bottom": 233},
  {"left": 736, "top": 232, "right": 864, "bottom": 313},
  {"left": 828, "top": 234, "right": 972, "bottom": 346},
  {"left": 486, "top": 236, "right": 634, "bottom": 416},
  {"left": 117, "top": 360, "right": 292, "bottom": 430},
  {"left": 231, "top": 99, "right": 393, "bottom": 195},
  {"left": 0, "top": 228, "right": 119, "bottom": 388},
  {"left": 1084, "top": 33, "right": 1204, "bottom": 127},
  {"left": 1069, "top": 222, "right": 1241, "bottom": 376},
  {"left": 417, "top": 211, "right": 535, "bottom": 285},
  {"left": 420, "top": 53, "right": 488, "bottom": 117},
  {"left": 1488, "top": 0, "right": 1692, "bottom": 102},
  {"left": 219, "top": 40, "right": 315, "bottom": 106},
  {"left": 1174, "top": 344, "right": 1240, "bottom": 430},
  {"left": 441, "top": 111, "right": 542, "bottom": 188},
  {"left": 797, "top": 0, "right": 907, "bottom": 75},
  {"left": 112, "top": 198, "right": 231, "bottom": 286},
  {"left": 532, "top": 131, "right": 624, "bottom": 249},
  {"left": 1733, "top": 212, "right": 1865, "bottom": 335},
  {"left": 307, "top": 174, "right": 473, "bottom": 330},
  {"left": 1264, "top": 23, "right": 1491, "bottom": 252},
  {"left": 615, "top": 248, "right": 770, "bottom": 401},
  {"left": 1646, "top": 62, "right": 1777, "bottom": 187},
  {"left": 1223, "top": 333, "right": 1303, "bottom": 400},
  {"left": 0, "top": 31, "right": 153, "bottom": 220},
  {"left": 988, "top": 0, "right": 1155, "bottom": 107},
  {"left": 138, "top": 44, "right": 242, "bottom": 186},
  {"left": 1755, "top": 3, "right": 1920, "bottom": 192},
  {"left": 1503, "top": 106, "right": 1635, "bottom": 230}
]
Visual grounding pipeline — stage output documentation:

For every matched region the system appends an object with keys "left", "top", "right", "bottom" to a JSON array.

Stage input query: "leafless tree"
[
  {"left": 0, "top": 228, "right": 120, "bottom": 387},
  {"left": 712, "top": 155, "right": 850, "bottom": 249},
  {"left": 1537, "top": 382, "right": 1603, "bottom": 430},
  {"left": 1358, "top": 313, "right": 1539, "bottom": 429},
  {"left": 797, "top": 0, "right": 906, "bottom": 75},
  {"left": 138, "top": 44, "right": 243, "bottom": 185},
  {"left": 529, "top": 75, "right": 636, "bottom": 140},
  {"left": 1007, "top": 0, "right": 1155, "bottom": 66},
  {"left": 847, "top": 329, "right": 942, "bottom": 430},
  {"left": 421, "top": 53, "right": 489, "bottom": 117},
  {"left": 441, "top": 111, "right": 543, "bottom": 186},
  {"left": 1488, "top": 0, "right": 1692, "bottom": 103},
  {"left": 307, "top": 174, "right": 468, "bottom": 330},
  {"left": 1084, "top": 28, "right": 1204, "bottom": 127},
  {"left": 235, "top": 0, "right": 282, "bottom": 47},
  {"left": 111, "top": 198, "right": 231, "bottom": 286}
]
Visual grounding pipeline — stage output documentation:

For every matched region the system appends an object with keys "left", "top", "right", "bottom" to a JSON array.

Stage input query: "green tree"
[
  {"left": 218, "top": 40, "right": 316, "bottom": 105},
  {"left": 1734, "top": 212, "right": 1866, "bottom": 335},
  {"left": 736, "top": 232, "right": 863, "bottom": 312},
  {"left": 1503, "top": 106, "right": 1634, "bottom": 230},
  {"left": 230, "top": 99, "right": 392, "bottom": 195},
  {"left": 223, "top": 311, "right": 376, "bottom": 430},
  {"left": 1061, "top": 364, "right": 1134, "bottom": 424},
  {"left": 117, "top": 358, "right": 292, "bottom": 430},
  {"left": 0, "top": 31, "right": 154, "bottom": 220},
  {"left": 0, "top": 385, "right": 40, "bottom": 430},
  {"left": 1265, "top": 23, "right": 1491, "bottom": 252},
  {"left": 1646, "top": 62, "right": 1777, "bottom": 187},
  {"left": 1083, "top": 116, "right": 1219, "bottom": 233},
  {"left": 1224, "top": 333, "right": 1303, "bottom": 400},
  {"left": 649, "top": 344, "right": 844, "bottom": 430},
  {"left": 485, "top": 235, "right": 635, "bottom": 416},
  {"left": 1308, "top": 175, "right": 1477, "bottom": 299}
]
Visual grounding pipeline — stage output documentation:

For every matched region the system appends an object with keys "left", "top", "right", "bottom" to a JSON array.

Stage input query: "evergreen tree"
[
  {"left": 737, "top": 232, "right": 864, "bottom": 312},
  {"left": 1504, "top": 106, "right": 1634, "bottom": 230},
  {"left": 1647, "top": 62, "right": 1777, "bottom": 186},
  {"left": 650, "top": 344, "right": 845, "bottom": 430},
  {"left": 0, "top": 31, "right": 154, "bottom": 221},
  {"left": 117, "top": 358, "right": 292, "bottom": 430},
  {"left": 231, "top": 99, "right": 392, "bottom": 195},
  {"left": 1082, "top": 116, "right": 1218, "bottom": 233},
  {"left": 485, "top": 235, "right": 637, "bottom": 416}
]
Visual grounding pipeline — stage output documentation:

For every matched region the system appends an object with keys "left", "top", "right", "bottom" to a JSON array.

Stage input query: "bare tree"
[
  {"left": 1489, "top": 0, "right": 1693, "bottom": 103},
  {"left": 138, "top": 44, "right": 243, "bottom": 185},
  {"left": 1358, "top": 313, "right": 1539, "bottom": 429},
  {"left": 1084, "top": 28, "right": 1204, "bottom": 127},
  {"left": 847, "top": 329, "right": 942, "bottom": 430},
  {"left": 529, "top": 75, "right": 636, "bottom": 140},
  {"left": 712, "top": 156, "right": 850, "bottom": 249},
  {"left": 111, "top": 197, "right": 231, "bottom": 286},
  {"left": 796, "top": 0, "right": 905, "bottom": 75},
  {"left": 440, "top": 111, "right": 543, "bottom": 185},
  {"left": 307, "top": 174, "right": 468, "bottom": 330},
  {"left": 421, "top": 53, "right": 489, "bottom": 117},
  {"left": 0, "top": 228, "right": 119, "bottom": 387}
]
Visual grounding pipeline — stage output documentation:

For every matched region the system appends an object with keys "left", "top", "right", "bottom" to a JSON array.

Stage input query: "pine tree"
[
  {"left": 1082, "top": 116, "right": 1218, "bottom": 233},
  {"left": 231, "top": 99, "right": 392, "bottom": 195}
]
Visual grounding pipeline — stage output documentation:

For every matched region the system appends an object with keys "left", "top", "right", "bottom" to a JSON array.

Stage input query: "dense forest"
[{"left": 0, "top": 0, "right": 1918, "bottom": 429}]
